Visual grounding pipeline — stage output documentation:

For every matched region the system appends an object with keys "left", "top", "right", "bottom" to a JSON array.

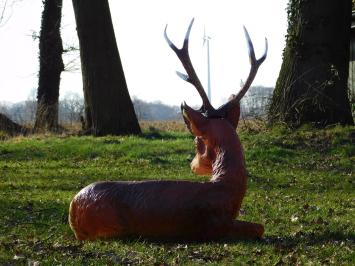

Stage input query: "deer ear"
[
  {"left": 224, "top": 95, "right": 241, "bottom": 128},
  {"left": 181, "top": 102, "right": 208, "bottom": 136}
]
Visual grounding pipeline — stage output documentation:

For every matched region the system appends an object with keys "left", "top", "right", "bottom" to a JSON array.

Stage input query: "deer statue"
[{"left": 69, "top": 18, "right": 267, "bottom": 241}]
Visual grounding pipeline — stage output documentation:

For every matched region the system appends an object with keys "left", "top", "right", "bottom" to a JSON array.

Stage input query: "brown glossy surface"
[{"left": 69, "top": 105, "right": 264, "bottom": 241}]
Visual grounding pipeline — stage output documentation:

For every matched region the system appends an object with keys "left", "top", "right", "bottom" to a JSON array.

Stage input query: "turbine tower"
[{"left": 203, "top": 27, "right": 212, "bottom": 102}]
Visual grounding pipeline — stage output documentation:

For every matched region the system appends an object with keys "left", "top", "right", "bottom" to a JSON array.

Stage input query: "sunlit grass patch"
[{"left": 0, "top": 123, "right": 354, "bottom": 264}]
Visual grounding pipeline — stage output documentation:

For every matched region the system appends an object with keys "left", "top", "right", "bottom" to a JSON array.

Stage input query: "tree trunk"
[
  {"left": 268, "top": 0, "right": 354, "bottom": 127},
  {"left": 0, "top": 113, "right": 28, "bottom": 136},
  {"left": 72, "top": 0, "right": 141, "bottom": 136},
  {"left": 34, "top": 0, "right": 64, "bottom": 132}
]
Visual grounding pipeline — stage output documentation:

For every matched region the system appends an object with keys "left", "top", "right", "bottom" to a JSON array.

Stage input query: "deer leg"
[{"left": 227, "top": 220, "right": 264, "bottom": 239}]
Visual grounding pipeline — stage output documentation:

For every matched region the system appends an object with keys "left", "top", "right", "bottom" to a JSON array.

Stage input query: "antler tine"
[
  {"left": 164, "top": 18, "right": 215, "bottom": 113},
  {"left": 235, "top": 26, "right": 268, "bottom": 101},
  {"left": 216, "top": 27, "right": 268, "bottom": 116}
]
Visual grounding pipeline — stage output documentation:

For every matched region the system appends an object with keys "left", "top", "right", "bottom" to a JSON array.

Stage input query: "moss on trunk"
[{"left": 268, "top": 0, "right": 354, "bottom": 127}]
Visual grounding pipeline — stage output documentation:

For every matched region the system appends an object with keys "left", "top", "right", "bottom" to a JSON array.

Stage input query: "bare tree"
[
  {"left": 59, "top": 92, "right": 84, "bottom": 125},
  {"left": 22, "top": 88, "right": 37, "bottom": 125},
  {"left": 72, "top": 0, "right": 141, "bottom": 136},
  {"left": 34, "top": 0, "right": 64, "bottom": 132}
]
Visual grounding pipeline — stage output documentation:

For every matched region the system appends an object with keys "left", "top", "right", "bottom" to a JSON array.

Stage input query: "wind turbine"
[{"left": 203, "top": 27, "right": 212, "bottom": 102}]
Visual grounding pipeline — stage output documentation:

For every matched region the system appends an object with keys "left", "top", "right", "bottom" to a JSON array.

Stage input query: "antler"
[
  {"left": 165, "top": 19, "right": 268, "bottom": 118},
  {"left": 215, "top": 27, "right": 268, "bottom": 117},
  {"left": 164, "top": 18, "right": 215, "bottom": 114}
]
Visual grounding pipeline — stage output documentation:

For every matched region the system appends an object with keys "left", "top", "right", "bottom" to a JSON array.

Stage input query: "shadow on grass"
[
  {"left": 141, "top": 131, "right": 191, "bottom": 141},
  {"left": 2, "top": 182, "right": 80, "bottom": 192},
  {"left": 263, "top": 230, "right": 354, "bottom": 248},
  {"left": 103, "top": 228, "right": 354, "bottom": 247}
]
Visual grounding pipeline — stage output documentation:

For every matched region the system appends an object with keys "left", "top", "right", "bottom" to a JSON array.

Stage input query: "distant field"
[
  {"left": 139, "top": 120, "right": 187, "bottom": 132},
  {"left": 0, "top": 122, "right": 354, "bottom": 265}
]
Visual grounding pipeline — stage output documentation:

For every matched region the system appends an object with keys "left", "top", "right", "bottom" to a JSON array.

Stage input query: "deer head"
[{"left": 165, "top": 18, "right": 268, "bottom": 176}]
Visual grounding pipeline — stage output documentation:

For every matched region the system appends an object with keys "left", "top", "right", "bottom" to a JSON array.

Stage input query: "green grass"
[{"left": 0, "top": 124, "right": 354, "bottom": 265}]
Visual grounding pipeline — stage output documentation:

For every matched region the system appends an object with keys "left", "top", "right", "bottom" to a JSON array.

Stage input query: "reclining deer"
[{"left": 69, "top": 19, "right": 268, "bottom": 241}]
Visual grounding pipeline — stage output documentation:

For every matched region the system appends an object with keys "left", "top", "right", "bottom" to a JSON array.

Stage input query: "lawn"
[{"left": 0, "top": 123, "right": 354, "bottom": 265}]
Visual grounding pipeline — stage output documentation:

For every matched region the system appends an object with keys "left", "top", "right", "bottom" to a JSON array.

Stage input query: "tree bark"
[
  {"left": 72, "top": 0, "right": 141, "bottom": 136},
  {"left": 268, "top": 0, "right": 354, "bottom": 127},
  {"left": 34, "top": 0, "right": 64, "bottom": 132}
]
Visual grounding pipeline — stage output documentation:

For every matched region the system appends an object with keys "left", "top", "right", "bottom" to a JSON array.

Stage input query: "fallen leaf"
[
  {"left": 28, "top": 260, "right": 41, "bottom": 266},
  {"left": 13, "top": 254, "right": 26, "bottom": 260},
  {"left": 291, "top": 215, "right": 299, "bottom": 222}
]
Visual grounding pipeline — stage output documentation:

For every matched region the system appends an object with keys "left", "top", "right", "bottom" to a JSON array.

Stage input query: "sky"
[{"left": 0, "top": 0, "right": 288, "bottom": 107}]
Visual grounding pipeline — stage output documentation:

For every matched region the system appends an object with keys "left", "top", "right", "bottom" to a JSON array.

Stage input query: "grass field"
[{"left": 0, "top": 122, "right": 354, "bottom": 265}]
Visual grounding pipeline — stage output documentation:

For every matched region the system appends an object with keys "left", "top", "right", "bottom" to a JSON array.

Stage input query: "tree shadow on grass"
[
  {"left": 141, "top": 130, "right": 191, "bottom": 141},
  {"left": 263, "top": 230, "right": 354, "bottom": 249}
]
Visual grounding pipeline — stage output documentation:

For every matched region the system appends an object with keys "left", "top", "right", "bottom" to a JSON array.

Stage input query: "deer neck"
[{"left": 210, "top": 136, "right": 247, "bottom": 187}]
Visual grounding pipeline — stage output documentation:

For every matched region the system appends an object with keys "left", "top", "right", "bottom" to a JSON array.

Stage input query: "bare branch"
[{"left": 0, "top": 0, "right": 23, "bottom": 28}]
